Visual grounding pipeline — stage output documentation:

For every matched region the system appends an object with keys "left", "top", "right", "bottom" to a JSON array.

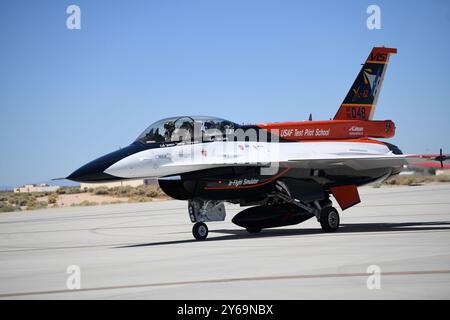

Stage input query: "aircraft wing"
[
  {"left": 284, "top": 155, "right": 407, "bottom": 170},
  {"left": 160, "top": 154, "right": 408, "bottom": 172}
]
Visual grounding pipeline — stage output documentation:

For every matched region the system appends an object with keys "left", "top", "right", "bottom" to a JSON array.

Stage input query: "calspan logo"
[{"left": 348, "top": 126, "right": 364, "bottom": 136}]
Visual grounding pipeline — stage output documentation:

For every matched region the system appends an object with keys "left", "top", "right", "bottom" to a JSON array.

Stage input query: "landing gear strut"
[
  {"left": 274, "top": 181, "right": 340, "bottom": 233},
  {"left": 188, "top": 199, "right": 226, "bottom": 240},
  {"left": 319, "top": 206, "right": 340, "bottom": 232}
]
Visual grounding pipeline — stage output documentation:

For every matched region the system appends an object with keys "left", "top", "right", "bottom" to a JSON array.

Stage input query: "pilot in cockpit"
[{"left": 164, "top": 121, "right": 176, "bottom": 141}]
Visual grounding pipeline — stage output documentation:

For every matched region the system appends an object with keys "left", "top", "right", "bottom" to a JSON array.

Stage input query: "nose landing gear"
[
  {"left": 192, "top": 222, "right": 208, "bottom": 240},
  {"left": 188, "top": 199, "right": 226, "bottom": 240}
]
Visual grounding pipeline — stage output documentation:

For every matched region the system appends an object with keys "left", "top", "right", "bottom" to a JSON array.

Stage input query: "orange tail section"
[{"left": 334, "top": 47, "right": 397, "bottom": 121}]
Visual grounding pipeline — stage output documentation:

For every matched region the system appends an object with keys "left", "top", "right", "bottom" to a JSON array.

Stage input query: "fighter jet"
[{"left": 67, "top": 47, "right": 448, "bottom": 240}]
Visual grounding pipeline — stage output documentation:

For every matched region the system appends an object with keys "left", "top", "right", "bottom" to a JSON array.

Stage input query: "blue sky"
[{"left": 1, "top": 0, "right": 449, "bottom": 187}]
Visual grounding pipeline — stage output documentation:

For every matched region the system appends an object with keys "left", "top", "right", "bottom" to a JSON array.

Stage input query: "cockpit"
[{"left": 135, "top": 116, "right": 238, "bottom": 144}]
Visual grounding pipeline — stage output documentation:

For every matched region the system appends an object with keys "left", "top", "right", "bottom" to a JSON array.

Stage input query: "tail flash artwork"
[{"left": 334, "top": 47, "right": 397, "bottom": 121}]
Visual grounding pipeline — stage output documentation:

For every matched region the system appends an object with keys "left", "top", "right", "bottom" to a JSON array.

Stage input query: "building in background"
[
  {"left": 14, "top": 184, "right": 59, "bottom": 193},
  {"left": 79, "top": 178, "right": 157, "bottom": 190},
  {"left": 400, "top": 165, "right": 436, "bottom": 176},
  {"left": 436, "top": 169, "right": 450, "bottom": 176}
]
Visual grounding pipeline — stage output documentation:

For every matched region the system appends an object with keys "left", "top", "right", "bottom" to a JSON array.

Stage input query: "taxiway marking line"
[{"left": 1, "top": 269, "right": 450, "bottom": 298}]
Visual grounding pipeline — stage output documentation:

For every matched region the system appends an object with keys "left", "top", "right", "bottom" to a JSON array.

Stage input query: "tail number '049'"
[{"left": 222, "top": 304, "right": 273, "bottom": 315}]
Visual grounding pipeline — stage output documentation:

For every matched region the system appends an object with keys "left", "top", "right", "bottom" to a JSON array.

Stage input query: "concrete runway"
[{"left": 1, "top": 184, "right": 450, "bottom": 299}]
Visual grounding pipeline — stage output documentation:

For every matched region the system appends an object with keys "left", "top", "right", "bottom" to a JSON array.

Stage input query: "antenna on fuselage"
[{"left": 308, "top": 113, "right": 313, "bottom": 121}]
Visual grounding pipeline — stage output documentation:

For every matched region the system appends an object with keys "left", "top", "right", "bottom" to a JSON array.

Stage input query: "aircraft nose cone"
[
  {"left": 67, "top": 145, "right": 144, "bottom": 183},
  {"left": 66, "top": 161, "right": 117, "bottom": 183}
]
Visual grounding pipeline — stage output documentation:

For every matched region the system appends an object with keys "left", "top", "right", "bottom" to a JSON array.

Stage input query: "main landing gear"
[
  {"left": 319, "top": 206, "right": 340, "bottom": 232},
  {"left": 290, "top": 201, "right": 340, "bottom": 233},
  {"left": 275, "top": 181, "right": 340, "bottom": 233}
]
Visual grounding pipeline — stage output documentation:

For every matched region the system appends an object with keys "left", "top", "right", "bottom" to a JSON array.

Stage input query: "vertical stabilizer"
[{"left": 334, "top": 47, "right": 397, "bottom": 120}]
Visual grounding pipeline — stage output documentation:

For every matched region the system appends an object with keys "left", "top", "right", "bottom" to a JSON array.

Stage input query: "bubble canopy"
[{"left": 135, "top": 116, "right": 238, "bottom": 144}]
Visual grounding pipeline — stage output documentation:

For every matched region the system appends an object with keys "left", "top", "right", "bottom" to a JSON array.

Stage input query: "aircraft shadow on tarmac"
[{"left": 119, "top": 221, "right": 450, "bottom": 248}]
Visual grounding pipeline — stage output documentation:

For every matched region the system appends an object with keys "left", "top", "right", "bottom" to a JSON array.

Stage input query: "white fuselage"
[{"left": 105, "top": 141, "right": 405, "bottom": 179}]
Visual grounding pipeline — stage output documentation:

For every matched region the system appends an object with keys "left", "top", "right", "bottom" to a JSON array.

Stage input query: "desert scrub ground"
[
  {"left": 373, "top": 174, "right": 450, "bottom": 187},
  {"left": 0, "top": 191, "right": 51, "bottom": 212},
  {"left": 0, "top": 184, "right": 170, "bottom": 213},
  {"left": 88, "top": 184, "right": 167, "bottom": 201}
]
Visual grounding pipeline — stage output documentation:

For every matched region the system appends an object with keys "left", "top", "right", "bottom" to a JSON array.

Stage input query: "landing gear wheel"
[
  {"left": 192, "top": 222, "right": 208, "bottom": 240},
  {"left": 320, "top": 207, "right": 340, "bottom": 232},
  {"left": 246, "top": 227, "right": 262, "bottom": 234}
]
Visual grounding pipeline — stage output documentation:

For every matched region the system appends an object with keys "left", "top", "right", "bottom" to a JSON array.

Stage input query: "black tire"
[
  {"left": 246, "top": 227, "right": 262, "bottom": 234},
  {"left": 319, "top": 207, "right": 340, "bottom": 232},
  {"left": 192, "top": 222, "right": 208, "bottom": 240}
]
